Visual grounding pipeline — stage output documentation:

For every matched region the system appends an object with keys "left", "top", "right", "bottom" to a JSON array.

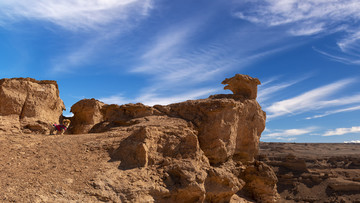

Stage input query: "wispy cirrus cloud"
[
  {"left": 262, "top": 127, "right": 316, "bottom": 141},
  {"left": 234, "top": 0, "right": 360, "bottom": 35},
  {"left": 233, "top": 0, "right": 360, "bottom": 65},
  {"left": 131, "top": 17, "right": 296, "bottom": 99},
  {"left": 131, "top": 19, "right": 233, "bottom": 86},
  {"left": 136, "top": 88, "right": 220, "bottom": 106},
  {"left": 0, "top": 0, "right": 152, "bottom": 30},
  {"left": 99, "top": 94, "right": 131, "bottom": 106},
  {"left": 0, "top": 0, "right": 155, "bottom": 73},
  {"left": 313, "top": 47, "right": 360, "bottom": 65},
  {"left": 323, "top": 126, "right": 360, "bottom": 136},
  {"left": 306, "top": 105, "right": 360, "bottom": 120},
  {"left": 265, "top": 78, "right": 359, "bottom": 119},
  {"left": 99, "top": 88, "right": 220, "bottom": 106},
  {"left": 258, "top": 75, "right": 310, "bottom": 103}
]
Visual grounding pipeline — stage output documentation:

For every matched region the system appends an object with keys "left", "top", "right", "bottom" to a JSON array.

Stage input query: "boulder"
[
  {"left": 241, "top": 161, "right": 280, "bottom": 203},
  {"left": 69, "top": 99, "right": 105, "bottom": 134},
  {"left": 0, "top": 78, "right": 65, "bottom": 134},
  {"left": 328, "top": 178, "right": 360, "bottom": 191}
]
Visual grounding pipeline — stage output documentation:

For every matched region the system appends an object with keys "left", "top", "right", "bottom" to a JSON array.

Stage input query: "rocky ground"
[
  {"left": 4, "top": 75, "right": 358, "bottom": 202},
  {"left": 259, "top": 142, "right": 360, "bottom": 203},
  {"left": 0, "top": 132, "right": 115, "bottom": 202},
  {"left": 2, "top": 134, "right": 359, "bottom": 202},
  {"left": 0, "top": 124, "right": 265, "bottom": 203}
]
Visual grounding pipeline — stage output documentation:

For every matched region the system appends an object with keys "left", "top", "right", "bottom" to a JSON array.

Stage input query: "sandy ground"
[
  {"left": 259, "top": 142, "right": 360, "bottom": 203},
  {"left": 0, "top": 132, "right": 122, "bottom": 202},
  {"left": 1, "top": 133, "right": 359, "bottom": 202}
]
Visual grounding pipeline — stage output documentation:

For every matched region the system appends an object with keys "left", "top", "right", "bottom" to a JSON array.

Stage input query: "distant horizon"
[{"left": 0, "top": 0, "right": 359, "bottom": 143}]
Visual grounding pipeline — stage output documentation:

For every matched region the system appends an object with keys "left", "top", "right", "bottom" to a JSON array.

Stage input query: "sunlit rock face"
[
  {"left": 221, "top": 74, "right": 261, "bottom": 99},
  {"left": 51, "top": 74, "right": 277, "bottom": 202},
  {"left": 0, "top": 74, "right": 278, "bottom": 202},
  {"left": 0, "top": 78, "right": 65, "bottom": 134}
]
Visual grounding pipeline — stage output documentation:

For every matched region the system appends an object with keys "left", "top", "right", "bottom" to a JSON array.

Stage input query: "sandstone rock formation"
[
  {"left": 160, "top": 95, "right": 265, "bottom": 164},
  {"left": 69, "top": 74, "right": 279, "bottom": 202},
  {"left": 0, "top": 78, "right": 65, "bottom": 134},
  {"left": 69, "top": 99, "right": 105, "bottom": 134},
  {"left": 221, "top": 74, "right": 261, "bottom": 99}
]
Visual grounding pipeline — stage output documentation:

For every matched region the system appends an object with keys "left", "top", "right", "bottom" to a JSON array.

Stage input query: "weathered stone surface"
[
  {"left": 205, "top": 166, "right": 245, "bottom": 202},
  {"left": 87, "top": 116, "right": 209, "bottom": 202},
  {"left": 162, "top": 95, "right": 266, "bottom": 164},
  {"left": 259, "top": 142, "right": 360, "bottom": 202},
  {"left": 281, "top": 154, "right": 309, "bottom": 172},
  {"left": 328, "top": 178, "right": 360, "bottom": 191},
  {"left": 80, "top": 75, "right": 275, "bottom": 202},
  {"left": 69, "top": 98, "right": 105, "bottom": 134},
  {"left": 0, "top": 78, "right": 65, "bottom": 134},
  {"left": 221, "top": 74, "right": 261, "bottom": 99},
  {"left": 70, "top": 101, "right": 162, "bottom": 134},
  {"left": 109, "top": 116, "right": 205, "bottom": 169},
  {"left": 241, "top": 161, "right": 280, "bottom": 203},
  {"left": 64, "top": 74, "right": 277, "bottom": 202},
  {"left": 87, "top": 116, "right": 250, "bottom": 203}
]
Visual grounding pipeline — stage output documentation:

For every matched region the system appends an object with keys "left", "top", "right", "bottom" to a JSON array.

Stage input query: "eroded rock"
[
  {"left": 242, "top": 161, "right": 280, "bottom": 203},
  {"left": 162, "top": 96, "right": 266, "bottom": 164},
  {"left": 67, "top": 74, "right": 278, "bottom": 202},
  {"left": 109, "top": 116, "right": 204, "bottom": 169},
  {"left": 69, "top": 98, "right": 105, "bottom": 134},
  {"left": 221, "top": 74, "right": 261, "bottom": 99},
  {"left": 0, "top": 78, "right": 65, "bottom": 134}
]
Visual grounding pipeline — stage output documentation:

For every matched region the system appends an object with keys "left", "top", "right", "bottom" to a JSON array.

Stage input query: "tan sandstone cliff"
[
  {"left": 0, "top": 78, "right": 65, "bottom": 134},
  {"left": 68, "top": 74, "right": 280, "bottom": 202}
]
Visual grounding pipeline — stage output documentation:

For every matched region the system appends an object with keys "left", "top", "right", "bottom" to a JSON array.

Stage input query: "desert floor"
[
  {"left": 259, "top": 142, "right": 360, "bottom": 203},
  {"left": 0, "top": 132, "right": 122, "bottom": 202},
  {"left": 1, "top": 132, "right": 359, "bottom": 202}
]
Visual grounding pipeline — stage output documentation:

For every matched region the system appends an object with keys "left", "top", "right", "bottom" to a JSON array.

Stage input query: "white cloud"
[
  {"left": 0, "top": 0, "right": 155, "bottom": 73},
  {"left": 258, "top": 75, "right": 309, "bottom": 103},
  {"left": 99, "top": 94, "right": 130, "bottom": 105},
  {"left": 323, "top": 126, "right": 360, "bottom": 136},
  {"left": 99, "top": 88, "right": 219, "bottom": 106},
  {"left": 234, "top": 0, "right": 360, "bottom": 34},
  {"left": 265, "top": 78, "right": 357, "bottom": 118},
  {"left": 136, "top": 88, "right": 219, "bottom": 106},
  {"left": 344, "top": 140, "right": 360, "bottom": 143},
  {"left": 132, "top": 19, "right": 295, "bottom": 98},
  {"left": 262, "top": 127, "right": 316, "bottom": 140},
  {"left": 313, "top": 47, "right": 360, "bottom": 65},
  {"left": 288, "top": 23, "right": 324, "bottom": 36},
  {"left": 0, "top": 0, "right": 152, "bottom": 30},
  {"left": 337, "top": 31, "right": 360, "bottom": 53},
  {"left": 306, "top": 105, "right": 360, "bottom": 119},
  {"left": 233, "top": 0, "right": 360, "bottom": 64}
]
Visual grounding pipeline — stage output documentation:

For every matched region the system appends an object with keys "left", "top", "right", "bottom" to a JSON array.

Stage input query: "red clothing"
[{"left": 53, "top": 124, "right": 67, "bottom": 131}]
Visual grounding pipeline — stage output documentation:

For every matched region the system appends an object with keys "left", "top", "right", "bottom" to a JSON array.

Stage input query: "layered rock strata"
[{"left": 0, "top": 78, "right": 65, "bottom": 134}]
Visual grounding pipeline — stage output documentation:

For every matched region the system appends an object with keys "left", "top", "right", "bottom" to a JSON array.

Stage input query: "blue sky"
[{"left": 0, "top": 0, "right": 360, "bottom": 143}]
